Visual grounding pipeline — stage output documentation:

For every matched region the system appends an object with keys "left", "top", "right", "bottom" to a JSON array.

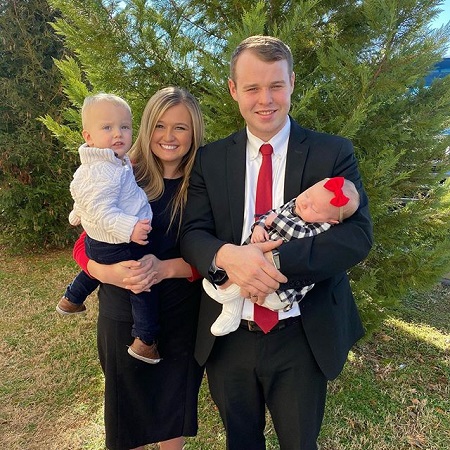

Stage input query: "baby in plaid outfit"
[{"left": 202, "top": 177, "right": 361, "bottom": 336}]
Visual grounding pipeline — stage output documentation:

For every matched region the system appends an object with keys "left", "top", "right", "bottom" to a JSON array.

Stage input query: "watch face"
[{"left": 209, "top": 269, "right": 229, "bottom": 286}]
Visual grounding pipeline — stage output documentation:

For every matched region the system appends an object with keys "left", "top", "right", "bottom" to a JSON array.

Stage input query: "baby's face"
[
  {"left": 82, "top": 102, "right": 132, "bottom": 158},
  {"left": 294, "top": 182, "right": 340, "bottom": 224}
]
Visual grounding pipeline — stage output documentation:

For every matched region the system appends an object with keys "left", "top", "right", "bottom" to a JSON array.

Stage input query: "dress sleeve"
[{"left": 187, "top": 265, "right": 202, "bottom": 282}]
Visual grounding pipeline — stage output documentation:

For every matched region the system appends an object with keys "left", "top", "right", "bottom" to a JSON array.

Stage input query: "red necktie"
[{"left": 253, "top": 143, "right": 279, "bottom": 333}]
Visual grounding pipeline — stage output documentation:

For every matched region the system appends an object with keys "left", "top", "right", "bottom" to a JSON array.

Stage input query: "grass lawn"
[{"left": 0, "top": 247, "right": 448, "bottom": 449}]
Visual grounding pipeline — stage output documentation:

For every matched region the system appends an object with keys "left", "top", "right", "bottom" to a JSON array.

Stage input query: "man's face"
[{"left": 228, "top": 50, "right": 295, "bottom": 142}]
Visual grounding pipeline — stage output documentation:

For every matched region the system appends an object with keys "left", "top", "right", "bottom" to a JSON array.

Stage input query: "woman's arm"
[
  {"left": 73, "top": 232, "right": 199, "bottom": 293},
  {"left": 87, "top": 257, "right": 155, "bottom": 293},
  {"left": 188, "top": 265, "right": 202, "bottom": 281},
  {"left": 73, "top": 231, "right": 157, "bottom": 293},
  {"left": 140, "top": 255, "right": 197, "bottom": 284}
]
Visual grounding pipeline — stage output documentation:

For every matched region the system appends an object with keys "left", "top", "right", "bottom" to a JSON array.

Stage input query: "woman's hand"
[
  {"left": 88, "top": 255, "right": 158, "bottom": 294},
  {"left": 132, "top": 254, "right": 167, "bottom": 285},
  {"left": 135, "top": 255, "right": 194, "bottom": 283},
  {"left": 122, "top": 255, "right": 159, "bottom": 293},
  {"left": 87, "top": 254, "right": 194, "bottom": 293}
]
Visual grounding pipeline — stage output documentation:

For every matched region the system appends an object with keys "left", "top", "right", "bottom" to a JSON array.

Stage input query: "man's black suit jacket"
[{"left": 181, "top": 118, "right": 373, "bottom": 380}]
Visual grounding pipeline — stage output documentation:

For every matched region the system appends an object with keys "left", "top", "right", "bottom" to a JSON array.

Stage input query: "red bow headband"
[{"left": 324, "top": 177, "right": 349, "bottom": 207}]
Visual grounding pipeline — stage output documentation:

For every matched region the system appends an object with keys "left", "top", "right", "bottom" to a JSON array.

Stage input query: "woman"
[{"left": 73, "top": 87, "right": 205, "bottom": 450}]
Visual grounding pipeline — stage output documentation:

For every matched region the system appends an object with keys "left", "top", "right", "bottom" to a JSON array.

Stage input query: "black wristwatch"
[
  {"left": 271, "top": 249, "right": 281, "bottom": 269},
  {"left": 208, "top": 268, "right": 229, "bottom": 287}
]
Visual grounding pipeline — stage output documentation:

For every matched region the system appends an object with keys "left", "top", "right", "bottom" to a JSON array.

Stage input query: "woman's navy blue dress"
[{"left": 96, "top": 178, "right": 203, "bottom": 450}]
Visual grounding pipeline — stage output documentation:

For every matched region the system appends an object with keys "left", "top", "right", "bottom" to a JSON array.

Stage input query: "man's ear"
[{"left": 228, "top": 78, "right": 238, "bottom": 101}]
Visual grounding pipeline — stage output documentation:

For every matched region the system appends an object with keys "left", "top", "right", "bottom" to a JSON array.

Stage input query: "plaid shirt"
[{"left": 244, "top": 198, "right": 331, "bottom": 309}]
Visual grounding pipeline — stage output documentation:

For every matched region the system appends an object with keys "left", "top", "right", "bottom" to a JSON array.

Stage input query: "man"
[{"left": 181, "top": 35, "right": 373, "bottom": 450}]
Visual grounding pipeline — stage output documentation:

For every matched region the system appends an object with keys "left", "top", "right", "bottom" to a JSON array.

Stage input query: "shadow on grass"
[
  {"left": 192, "top": 284, "right": 450, "bottom": 450},
  {"left": 320, "top": 282, "right": 450, "bottom": 450},
  {"left": 398, "top": 282, "right": 450, "bottom": 334},
  {"left": 1, "top": 248, "right": 449, "bottom": 449}
]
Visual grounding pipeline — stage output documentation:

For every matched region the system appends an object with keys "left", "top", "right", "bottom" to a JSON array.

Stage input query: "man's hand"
[{"left": 215, "top": 240, "right": 286, "bottom": 298}]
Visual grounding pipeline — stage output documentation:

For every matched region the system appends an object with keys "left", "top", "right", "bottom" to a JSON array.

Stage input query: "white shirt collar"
[{"left": 246, "top": 117, "right": 291, "bottom": 160}]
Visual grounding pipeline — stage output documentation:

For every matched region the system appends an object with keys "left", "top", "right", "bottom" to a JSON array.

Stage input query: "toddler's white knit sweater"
[{"left": 69, "top": 144, "right": 152, "bottom": 244}]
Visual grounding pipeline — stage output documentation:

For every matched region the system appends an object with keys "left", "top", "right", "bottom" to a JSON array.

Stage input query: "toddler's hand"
[{"left": 131, "top": 219, "right": 152, "bottom": 245}]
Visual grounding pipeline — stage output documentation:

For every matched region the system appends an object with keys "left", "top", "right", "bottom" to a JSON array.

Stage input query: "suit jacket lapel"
[
  {"left": 224, "top": 121, "right": 309, "bottom": 243},
  {"left": 227, "top": 130, "right": 247, "bottom": 243},
  {"left": 284, "top": 119, "right": 309, "bottom": 201}
]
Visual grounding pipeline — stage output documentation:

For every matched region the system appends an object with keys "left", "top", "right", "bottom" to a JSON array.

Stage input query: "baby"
[{"left": 202, "top": 177, "right": 360, "bottom": 336}]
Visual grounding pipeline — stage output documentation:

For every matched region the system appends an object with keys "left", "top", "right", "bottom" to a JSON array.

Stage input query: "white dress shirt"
[{"left": 241, "top": 119, "right": 301, "bottom": 320}]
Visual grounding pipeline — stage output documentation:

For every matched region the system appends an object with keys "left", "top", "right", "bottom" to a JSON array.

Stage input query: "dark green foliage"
[
  {"left": 0, "top": 0, "right": 79, "bottom": 252},
  {"left": 45, "top": 0, "right": 450, "bottom": 333}
]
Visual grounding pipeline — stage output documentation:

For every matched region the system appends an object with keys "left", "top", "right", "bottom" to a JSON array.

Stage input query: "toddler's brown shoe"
[
  {"left": 56, "top": 296, "right": 87, "bottom": 316},
  {"left": 127, "top": 338, "right": 161, "bottom": 364}
]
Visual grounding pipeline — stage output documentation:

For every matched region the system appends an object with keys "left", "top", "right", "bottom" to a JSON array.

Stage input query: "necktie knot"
[{"left": 260, "top": 143, "right": 273, "bottom": 156}]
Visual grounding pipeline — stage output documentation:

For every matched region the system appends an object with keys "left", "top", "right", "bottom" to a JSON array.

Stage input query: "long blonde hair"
[{"left": 129, "top": 87, "right": 204, "bottom": 233}]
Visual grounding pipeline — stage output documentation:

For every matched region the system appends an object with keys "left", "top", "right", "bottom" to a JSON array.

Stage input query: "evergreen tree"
[
  {"left": 0, "top": 0, "right": 78, "bottom": 251},
  {"left": 44, "top": 0, "right": 450, "bottom": 332}
]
